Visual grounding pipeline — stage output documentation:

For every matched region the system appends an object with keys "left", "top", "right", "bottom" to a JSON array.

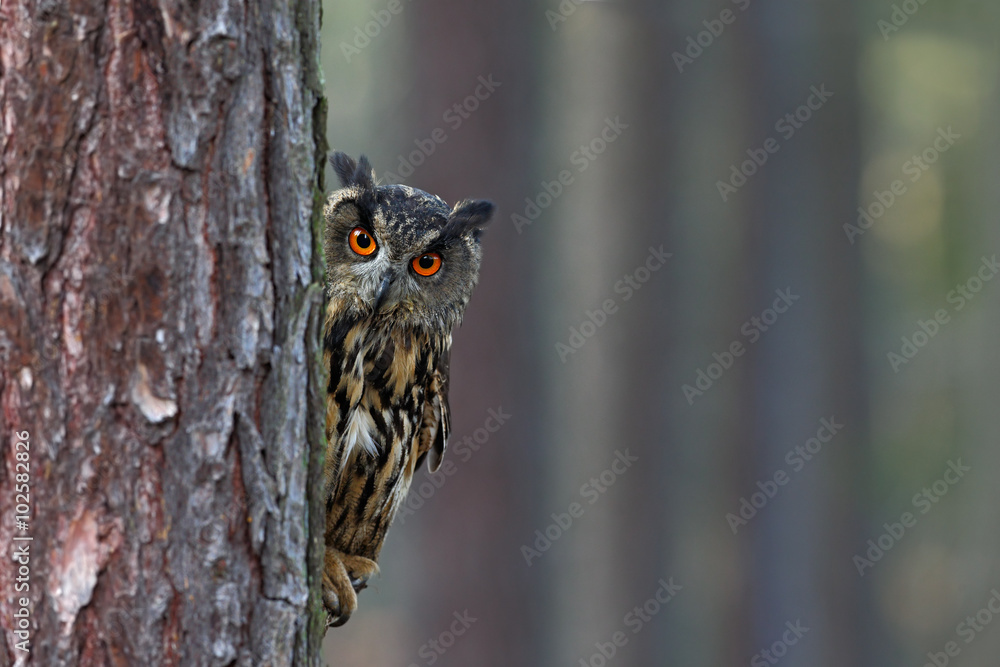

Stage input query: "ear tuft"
[
  {"left": 329, "top": 151, "right": 376, "bottom": 191},
  {"left": 446, "top": 199, "right": 495, "bottom": 238}
]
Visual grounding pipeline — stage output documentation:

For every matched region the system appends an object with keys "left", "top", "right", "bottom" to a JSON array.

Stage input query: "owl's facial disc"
[{"left": 324, "top": 177, "right": 492, "bottom": 330}]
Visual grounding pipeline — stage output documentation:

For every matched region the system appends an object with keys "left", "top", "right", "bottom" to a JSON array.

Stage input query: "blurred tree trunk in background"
[
  {"left": 537, "top": 3, "right": 690, "bottom": 665},
  {"left": 742, "top": 3, "right": 868, "bottom": 666},
  {"left": 403, "top": 2, "right": 549, "bottom": 665},
  {"left": 539, "top": 1, "right": 754, "bottom": 663},
  {"left": 0, "top": 1, "right": 327, "bottom": 664}
]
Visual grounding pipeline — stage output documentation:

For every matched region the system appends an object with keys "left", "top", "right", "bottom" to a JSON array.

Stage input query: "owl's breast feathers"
[{"left": 322, "top": 311, "right": 451, "bottom": 557}]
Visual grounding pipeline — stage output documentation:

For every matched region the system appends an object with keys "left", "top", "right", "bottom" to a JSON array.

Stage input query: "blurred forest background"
[{"left": 320, "top": 0, "right": 1000, "bottom": 665}]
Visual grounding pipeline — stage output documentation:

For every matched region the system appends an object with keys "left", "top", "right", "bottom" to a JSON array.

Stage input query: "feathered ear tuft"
[
  {"left": 329, "top": 151, "right": 377, "bottom": 191},
  {"left": 445, "top": 199, "right": 495, "bottom": 239}
]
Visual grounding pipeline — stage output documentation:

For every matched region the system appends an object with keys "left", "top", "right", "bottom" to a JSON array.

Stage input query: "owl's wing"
[{"left": 415, "top": 346, "right": 451, "bottom": 473}]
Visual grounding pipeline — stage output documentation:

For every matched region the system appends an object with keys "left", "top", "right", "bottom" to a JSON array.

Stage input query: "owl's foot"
[{"left": 323, "top": 548, "right": 379, "bottom": 627}]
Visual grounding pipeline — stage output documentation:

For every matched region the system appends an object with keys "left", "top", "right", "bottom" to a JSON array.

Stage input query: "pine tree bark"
[{"left": 0, "top": 1, "right": 328, "bottom": 664}]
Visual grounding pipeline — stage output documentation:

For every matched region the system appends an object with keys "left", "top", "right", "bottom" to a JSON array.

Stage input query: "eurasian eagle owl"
[{"left": 321, "top": 152, "right": 493, "bottom": 627}]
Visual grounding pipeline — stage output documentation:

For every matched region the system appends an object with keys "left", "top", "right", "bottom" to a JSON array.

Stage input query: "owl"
[{"left": 320, "top": 152, "right": 494, "bottom": 627}]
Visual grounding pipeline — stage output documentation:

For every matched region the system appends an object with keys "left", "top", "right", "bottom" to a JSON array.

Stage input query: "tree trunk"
[
  {"left": 0, "top": 1, "right": 327, "bottom": 664},
  {"left": 742, "top": 3, "right": 867, "bottom": 665}
]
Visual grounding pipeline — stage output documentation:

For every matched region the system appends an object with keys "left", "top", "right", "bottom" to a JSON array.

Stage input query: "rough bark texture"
[{"left": 0, "top": 1, "right": 327, "bottom": 664}]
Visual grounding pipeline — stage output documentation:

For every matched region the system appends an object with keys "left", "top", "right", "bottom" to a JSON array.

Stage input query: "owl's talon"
[
  {"left": 323, "top": 548, "right": 379, "bottom": 628},
  {"left": 327, "top": 605, "right": 351, "bottom": 628},
  {"left": 323, "top": 588, "right": 348, "bottom": 627}
]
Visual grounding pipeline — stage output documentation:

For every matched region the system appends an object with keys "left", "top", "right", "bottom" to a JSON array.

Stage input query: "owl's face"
[{"left": 323, "top": 154, "right": 494, "bottom": 332}]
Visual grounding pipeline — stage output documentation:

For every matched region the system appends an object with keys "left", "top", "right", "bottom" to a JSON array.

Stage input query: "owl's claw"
[
  {"left": 323, "top": 548, "right": 379, "bottom": 628},
  {"left": 323, "top": 586, "right": 351, "bottom": 628},
  {"left": 350, "top": 572, "right": 371, "bottom": 592}
]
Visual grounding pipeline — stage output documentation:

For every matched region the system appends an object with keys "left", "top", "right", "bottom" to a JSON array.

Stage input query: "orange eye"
[
  {"left": 411, "top": 253, "right": 442, "bottom": 276},
  {"left": 349, "top": 227, "right": 377, "bottom": 256}
]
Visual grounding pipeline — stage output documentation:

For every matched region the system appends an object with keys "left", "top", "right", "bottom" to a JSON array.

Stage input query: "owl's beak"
[{"left": 372, "top": 272, "right": 396, "bottom": 312}]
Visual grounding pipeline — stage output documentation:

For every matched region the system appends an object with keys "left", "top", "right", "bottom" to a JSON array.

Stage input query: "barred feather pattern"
[{"left": 322, "top": 313, "right": 450, "bottom": 561}]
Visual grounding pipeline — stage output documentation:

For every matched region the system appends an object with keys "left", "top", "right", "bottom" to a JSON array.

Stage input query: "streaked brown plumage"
[{"left": 321, "top": 152, "right": 493, "bottom": 627}]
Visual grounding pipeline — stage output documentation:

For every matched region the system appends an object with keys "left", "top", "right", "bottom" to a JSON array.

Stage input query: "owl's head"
[{"left": 323, "top": 152, "right": 494, "bottom": 332}]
